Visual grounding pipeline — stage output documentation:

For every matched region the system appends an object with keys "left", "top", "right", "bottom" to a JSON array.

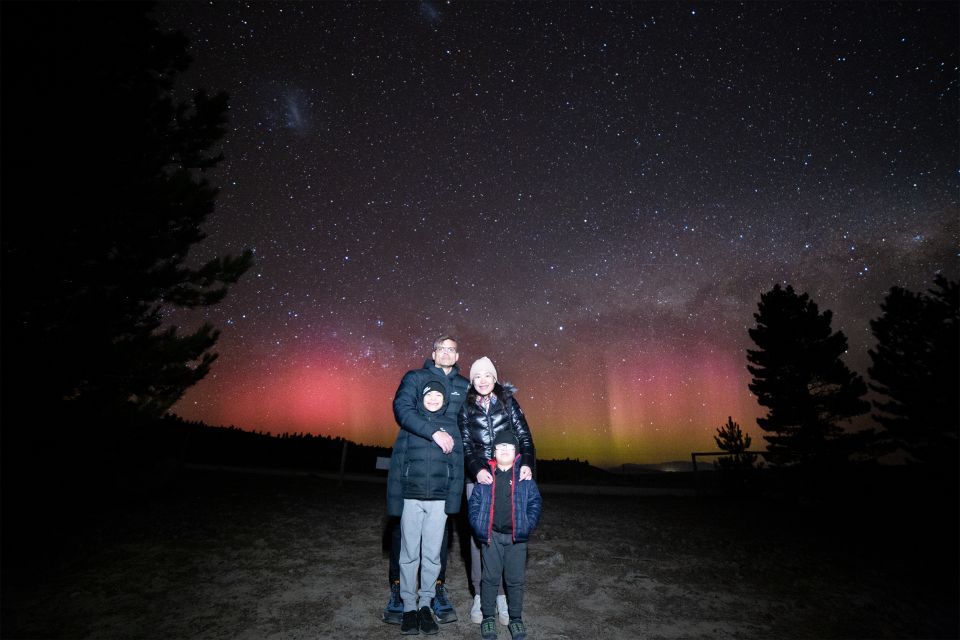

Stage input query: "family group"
[{"left": 384, "top": 335, "right": 542, "bottom": 640}]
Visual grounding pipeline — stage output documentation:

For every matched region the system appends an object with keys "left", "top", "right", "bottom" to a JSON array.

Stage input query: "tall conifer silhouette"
[
  {"left": 1, "top": 3, "right": 251, "bottom": 424},
  {"left": 747, "top": 285, "right": 869, "bottom": 466},
  {"left": 869, "top": 275, "right": 959, "bottom": 469}
]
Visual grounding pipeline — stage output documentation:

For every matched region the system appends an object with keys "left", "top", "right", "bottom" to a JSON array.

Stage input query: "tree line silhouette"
[
  {"left": 711, "top": 277, "right": 958, "bottom": 478},
  {"left": 139, "top": 415, "right": 624, "bottom": 486}
]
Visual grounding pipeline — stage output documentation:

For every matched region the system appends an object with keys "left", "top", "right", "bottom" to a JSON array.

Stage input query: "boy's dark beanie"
[
  {"left": 422, "top": 381, "right": 447, "bottom": 398},
  {"left": 493, "top": 429, "right": 519, "bottom": 449}
]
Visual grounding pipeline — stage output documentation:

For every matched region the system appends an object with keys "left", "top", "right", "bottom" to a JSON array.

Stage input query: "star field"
[{"left": 156, "top": 1, "right": 958, "bottom": 465}]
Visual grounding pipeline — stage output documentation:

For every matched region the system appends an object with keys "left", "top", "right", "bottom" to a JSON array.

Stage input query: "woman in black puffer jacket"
[{"left": 458, "top": 356, "right": 536, "bottom": 624}]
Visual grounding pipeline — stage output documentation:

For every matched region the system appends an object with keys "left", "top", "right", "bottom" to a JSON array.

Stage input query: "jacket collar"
[
  {"left": 423, "top": 359, "right": 461, "bottom": 376},
  {"left": 487, "top": 456, "right": 521, "bottom": 473}
]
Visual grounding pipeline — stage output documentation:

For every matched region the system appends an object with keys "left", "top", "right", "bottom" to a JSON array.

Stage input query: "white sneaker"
[
  {"left": 470, "top": 594, "right": 483, "bottom": 624},
  {"left": 496, "top": 594, "right": 509, "bottom": 625}
]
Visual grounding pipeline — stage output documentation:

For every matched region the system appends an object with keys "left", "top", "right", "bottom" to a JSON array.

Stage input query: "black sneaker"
[
  {"left": 419, "top": 606, "right": 439, "bottom": 635},
  {"left": 383, "top": 580, "right": 404, "bottom": 624},
  {"left": 431, "top": 580, "right": 458, "bottom": 623},
  {"left": 400, "top": 610, "right": 420, "bottom": 635},
  {"left": 480, "top": 616, "right": 497, "bottom": 640},
  {"left": 508, "top": 619, "right": 527, "bottom": 640}
]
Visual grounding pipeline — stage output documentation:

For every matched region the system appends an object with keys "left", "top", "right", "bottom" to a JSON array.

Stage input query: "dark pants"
[
  {"left": 480, "top": 531, "right": 526, "bottom": 621},
  {"left": 388, "top": 516, "right": 450, "bottom": 584}
]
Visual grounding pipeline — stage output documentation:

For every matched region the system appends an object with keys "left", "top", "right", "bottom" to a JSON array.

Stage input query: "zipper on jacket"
[
  {"left": 510, "top": 458, "right": 517, "bottom": 542},
  {"left": 487, "top": 461, "right": 496, "bottom": 541}
]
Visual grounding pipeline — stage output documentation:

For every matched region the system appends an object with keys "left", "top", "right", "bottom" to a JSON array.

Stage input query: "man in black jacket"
[{"left": 383, "top": 335, "right": 469, "bottom": 625}]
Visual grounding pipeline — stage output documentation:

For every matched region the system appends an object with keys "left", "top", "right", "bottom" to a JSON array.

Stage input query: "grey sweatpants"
[{"left": 399, "top": 499, "right": 448, "bottom": 611}]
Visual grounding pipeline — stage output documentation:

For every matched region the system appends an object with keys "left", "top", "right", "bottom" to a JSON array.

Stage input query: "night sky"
[{"left": 155, "top": 2, "right": 958, "bottom": 466}]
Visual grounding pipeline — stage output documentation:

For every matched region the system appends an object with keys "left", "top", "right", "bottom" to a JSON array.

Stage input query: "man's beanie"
[
  {"left": 469, "top": 356, "right": 498, "bottom": 382},
  {"left": 423, "top": 380, "right": 447, "bottom": 398},
  {"left": 493, "top": 429, "right": 519, "bottom": 449}
]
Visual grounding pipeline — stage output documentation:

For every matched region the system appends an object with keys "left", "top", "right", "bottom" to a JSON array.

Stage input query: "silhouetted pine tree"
[
  {"left": 1, "top": 3, "right": 252, "bottom": 424},
  {"left": 868, "top": 275, "right": 959, "bottom": 469},
  {"left": 747, "top": 284, "right": 870, "bottom": 467},
  {"left": 713, "top": 417, "right": 759, "bottom": 470}
]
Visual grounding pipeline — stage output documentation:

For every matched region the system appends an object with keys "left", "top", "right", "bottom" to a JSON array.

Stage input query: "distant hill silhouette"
[
  {"left": 605, "top": 461, "right": 699, "bottom": 473},
  {"left": 155, "top": 414, "right": 391, "bottom": 474},
  {"left": 157, "top": 415, "right": 646, "bottom": 485},
  {"left": 112, "top": 416, "right": 958, "bottom": 502}
]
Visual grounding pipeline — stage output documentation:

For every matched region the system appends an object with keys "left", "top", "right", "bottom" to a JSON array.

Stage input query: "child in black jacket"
[{"left": 397, "top": 381, "right": 464, "bottom": 635}]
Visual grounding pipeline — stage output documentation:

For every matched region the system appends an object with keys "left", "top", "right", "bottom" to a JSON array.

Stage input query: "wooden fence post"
[{"left": 338, "top": 439, "right": 348, "bottom": 486}]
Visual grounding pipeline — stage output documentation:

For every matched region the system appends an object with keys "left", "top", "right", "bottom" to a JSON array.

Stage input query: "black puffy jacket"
[
  {"left": 401, "top": 410, "right": 463, "bottom": 511},
  {"left": 386, "top": 361, "right": 469, "bottom": 516},
  {"left": 458, "top": 383, "right": 536, "bottom": 480}
]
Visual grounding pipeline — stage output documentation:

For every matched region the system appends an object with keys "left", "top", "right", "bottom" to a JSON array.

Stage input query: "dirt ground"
[{"left": 3, "top": 468, "right": 957, "bottom": 640}]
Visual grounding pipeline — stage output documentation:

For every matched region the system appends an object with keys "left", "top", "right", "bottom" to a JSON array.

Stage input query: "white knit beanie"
[{"left": 469, "top": 356, "right": 498, "bottom": 382}]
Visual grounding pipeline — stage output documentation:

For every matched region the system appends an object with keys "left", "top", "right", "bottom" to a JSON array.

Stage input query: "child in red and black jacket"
[{"left": 467, "top": 430, "right": 542, "bottom": 640}]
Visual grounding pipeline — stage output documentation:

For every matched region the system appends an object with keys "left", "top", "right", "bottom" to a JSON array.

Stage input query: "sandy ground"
[{"left": 3, "top": 468, "right": 957, "bottom": 640}]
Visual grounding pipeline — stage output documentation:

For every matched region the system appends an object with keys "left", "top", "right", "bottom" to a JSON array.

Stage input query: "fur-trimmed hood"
[
  {"left": 466, "top": 381, "right": 517, "bottom": 405},
  {"left": 459, "top": 381, "right": 536, "bottom": 480}
]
